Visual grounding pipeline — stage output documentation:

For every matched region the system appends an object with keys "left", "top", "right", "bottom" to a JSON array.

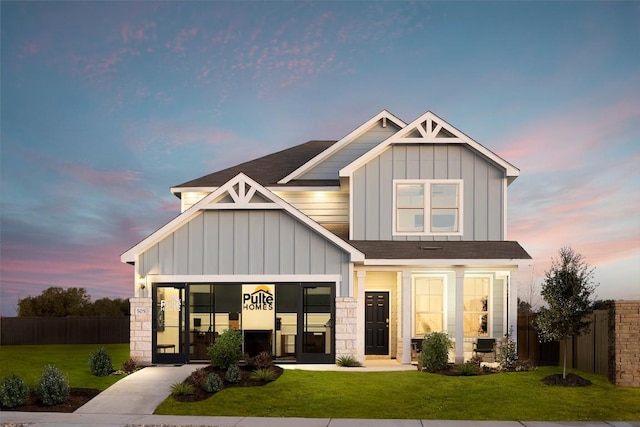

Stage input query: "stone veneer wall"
[
  {"left": 129, "top": 297, "right": 152, "bottom": 365},
  {"left": 611, "top": 301, "right": 640, "bottom": 387},
  {"left": 335, "top": 297, "right": 358, "bottom": 362}
]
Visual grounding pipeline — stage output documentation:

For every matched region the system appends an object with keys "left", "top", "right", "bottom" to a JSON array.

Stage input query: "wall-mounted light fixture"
[{"left": 138, "top": 275, "right": 147, "bottom": 289}]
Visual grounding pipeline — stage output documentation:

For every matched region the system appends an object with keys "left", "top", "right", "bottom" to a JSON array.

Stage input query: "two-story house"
[{"left": 121, "top": 109, "right": 531, "bottom": 365}]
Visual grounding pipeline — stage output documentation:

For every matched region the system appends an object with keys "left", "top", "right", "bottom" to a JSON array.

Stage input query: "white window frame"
[
  {"left": 411, "top": 274, "right": 448, "bottom": 338},
  {"left": 463, "top": 274, "right": 493, "bottom": 338},
  {"left": 392, "top": 179, "right": 463, "bottom": 236}
]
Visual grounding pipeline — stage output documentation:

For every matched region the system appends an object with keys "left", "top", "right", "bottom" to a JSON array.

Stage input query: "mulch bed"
[
  {"left": 173, "top": 365, "right": 283, "bottom": 403},
  {"left": 0, "top": 388, "right": 100, "bottom": 413},
  {"left": 541, "top": 373, "right": 592, "bottom": 387}
]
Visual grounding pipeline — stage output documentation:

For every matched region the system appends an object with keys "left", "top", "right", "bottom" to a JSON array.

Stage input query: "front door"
[
  {"left": 153, "top": 284, "right": 188, "bottom": 364},
  {"left": 365, "top": 292, "right": 389, "bottom": 355}
]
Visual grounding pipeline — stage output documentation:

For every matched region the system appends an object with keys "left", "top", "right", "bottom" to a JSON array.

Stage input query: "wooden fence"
[
  {"left": 0, "top": 316, "right": 129, "bottom": 345},
  {"left": 517, "top": 310, "right": 610, "bottom": 375}
]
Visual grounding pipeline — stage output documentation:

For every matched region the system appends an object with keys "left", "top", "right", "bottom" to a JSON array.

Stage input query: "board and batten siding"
[
  {"left": 299, "top": 121, "right": 401, "bottom": 180},
  {"left": 138, "top": 210, "right": 351, "bottom": 295},
  {"left": 352, "top": 144, "right": 505, "bottom": 241}
]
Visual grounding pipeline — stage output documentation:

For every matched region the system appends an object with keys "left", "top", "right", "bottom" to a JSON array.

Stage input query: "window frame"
[
  {"left": 463, "top": 275, "right": 493, "bottom": 338},
  {"left": 411, "top": 274, "right": 448, "bottom": 338},
  {"left": 392, "top": 179, "right": 463, "bottom": 236}
]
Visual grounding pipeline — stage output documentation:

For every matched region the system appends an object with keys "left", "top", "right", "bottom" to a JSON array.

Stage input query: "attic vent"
[{"left": 419, "top": 246, "right": 443, "bottom": 250}]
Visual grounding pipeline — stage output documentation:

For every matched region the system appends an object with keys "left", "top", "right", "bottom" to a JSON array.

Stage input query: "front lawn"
[
  {"left": 155, "top": 366, "right": 640, "bottom": 421},
  {"left": 0, "top": 344, "right": 130, "bottom": 391}
]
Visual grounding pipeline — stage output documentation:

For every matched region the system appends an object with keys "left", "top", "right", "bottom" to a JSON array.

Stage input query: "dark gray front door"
[{"left": 365, "top": 292, "right": 389, "bottom": 355}]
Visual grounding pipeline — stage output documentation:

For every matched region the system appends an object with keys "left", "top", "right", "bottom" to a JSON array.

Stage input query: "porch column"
[
  {"left": 402, "top": 270, "right": 412, "bottom": 364},
  {"left": 454, "top": 268, "right": 465, "bottom": 363},
  {"left": 356, "top": 270, "right": 366, "bottom": 363}
]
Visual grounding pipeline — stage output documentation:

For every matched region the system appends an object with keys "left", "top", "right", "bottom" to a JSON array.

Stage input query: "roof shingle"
[
  {"left": 174, "top": 140, "right": 337, "bottom": 188},
  {"left": 348, "top": 240, "right": 532, "bottom": 260}
]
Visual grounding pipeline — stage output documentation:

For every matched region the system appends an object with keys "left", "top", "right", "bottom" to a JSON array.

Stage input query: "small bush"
[
  {"left": 190, "top": 367, "right": 209, "bottom": 388},
  {"left": 455, "top": 361, "right": 481, "bottom": 376},
  {"left": 254, "top": 351, "right": 273, "bottom": 368},
  {"left": 208, "top": 328, "right": 243, "bottom": 369},
  {"left": 121, "top": 358, "right": 137, "bottom": 374},
  {"left": 497, "top": 333, "right": 519, "bottom": 371},
  {"left": 38, "top": 365, "right": 70, "bottom": 406},
  {"left": 0, "top": 374, "right": 30, "bottom": 408},
  {"left": 225, "top": 365, "right": 242, "bottom": 383},
  {"left": 170, "top": 382, "right": 194, "bottom": 396},
  {"left": 89, "top": 347, "right": 113, "bottom": 377},
  {"left": 249, "top": 368, "right": 277, "bottom": 382},
  {"left": 203, "top": 373, "right": 224, "bottom": 393},
  {"left": 336, "top": 355, "right": 362, "bottom": 367},
  {"left": 420, "top": 332, "right": 453, "bottom": 372}
]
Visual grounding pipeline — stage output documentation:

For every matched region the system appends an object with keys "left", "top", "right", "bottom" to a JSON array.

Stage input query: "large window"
[
  {"left": 394, "top": 180, "right": 462, "bottom": 235},
  {"left": 463, "top": 277, "right": 490, "bottom": 337},
  {"left": 413, "top": 277, "right": 444, "bottom": 337}
]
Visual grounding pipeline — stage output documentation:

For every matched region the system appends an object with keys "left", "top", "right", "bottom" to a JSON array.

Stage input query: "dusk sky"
[{"left": 1, "top": 1, "right": 638, "bottom": 316}]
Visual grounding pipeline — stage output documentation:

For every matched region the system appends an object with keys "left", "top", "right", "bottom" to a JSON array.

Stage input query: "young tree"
[{"left": 535, "top": 247, "right": 597, "bottom": 379}]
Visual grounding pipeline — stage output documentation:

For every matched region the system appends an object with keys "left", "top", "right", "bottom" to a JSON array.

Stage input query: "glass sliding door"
[
  {"left": 299, "top": 283, "right": 334, "bottom": 363},
  {"left": 153, "top": 284, "right": 188, "bottom": 364}
]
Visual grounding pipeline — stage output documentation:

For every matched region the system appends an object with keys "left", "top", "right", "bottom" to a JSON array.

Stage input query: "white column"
[
  {"left": 455, "top": 268, "right": 465, "bottom": 364},
  {"left": 402, "top": 270, "right": 412, "bottom": 364},
  {"left": 356, "top": 270, "right": 366, "bottom": 363}
]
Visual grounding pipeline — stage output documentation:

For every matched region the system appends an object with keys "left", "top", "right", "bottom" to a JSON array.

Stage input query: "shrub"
[
  {"left": 190, "top": 367, "right": 209, "bottom": 388},
  {"left": 455, "top": 361, "right": 481, "bottom": 376},
  {"left": 249, "top": 368, "right": 277, "bottom": 382},
  {"left": 203, "top": 373, "right": 224, "bottom": 393},
  {"left": 497, "top": 333, "right": 519, "bottom": 371},
  {"left": 0, "top": 374, "right": 30, "bottom": 408},
  {"left": 254, "top": 351, "right": 273, "bottom": 369},
  {"left": 89, "top": 347, "right": 113, "bottom": 377},
  {"left": 225, "top": 364, "right": 242, "bottom": 383},
  {"left": 38, "top": 365, "right": 69, "bottom": 406},
  {"left": 208, "top": 328, "right": 243, "bottom": 369},
  {"left": 420, "top": 332, "right": 453, "bottom": 372},
  {"left": 121, "top": 358, "right": 138, "bottom": 374},
  {"left": 170, "top": 382, "right": 194, "bottom": 396},
  {"left": 336, "top": 355, "right": 362, "bottom": 367}
]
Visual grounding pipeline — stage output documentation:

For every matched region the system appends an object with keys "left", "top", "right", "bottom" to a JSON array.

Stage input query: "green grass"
[
  {"left": 155, "top": 367, "right": 640, "bottom": 421},
  {"left": 0, "top": 344, "right": 130, "bottom": 391}
]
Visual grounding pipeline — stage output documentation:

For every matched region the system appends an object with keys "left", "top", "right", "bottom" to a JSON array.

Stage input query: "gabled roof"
[
  {"left": 339, "top": 111, "right": 520, "bottom": 183},
  {"left": 122, "top": 173, "right": 365, "bottom": 264},
  {"left": 172, "top": 140, "right": 338, "bottom": 192},
  {"left": 277, "top": 110, "right": 407, "bottom": 184}
]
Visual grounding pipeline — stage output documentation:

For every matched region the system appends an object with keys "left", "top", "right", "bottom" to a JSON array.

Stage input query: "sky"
[{"left": 1, "top": 1, "right": 639, "bottom": 316}]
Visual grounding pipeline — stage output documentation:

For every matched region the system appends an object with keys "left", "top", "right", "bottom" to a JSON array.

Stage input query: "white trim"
[
  {"left": 463, "top": 274, "right": 494, "bottom": 338},
  {"left": 503, "top": 179, "right": 508, "bottom": 240},
  {"left": 278, "top": 110, "right": 407, "bottom": 184},
  {"left": 362, "top": 259, "right": 525, "bottom": 268},
  {"left": 121, "top": 173, "right": 364, "bottom": 263},
  {"left": 340, "top": 111, "right": 520, "bottom": 180},
  {"left": 171, "top": 186, "right": 217, "bottom": 195},
  {"left": 146, "top": 274, "right": 343, "bottom": 284},
  {"left": 270, "top": 186, "right": 342, "bottom": 192},
  {"left": 411, "top": 273, "right": 448, "bottom": 338},
  {"left": 392, "top": 179, "right": 464, "bottom": 237}
]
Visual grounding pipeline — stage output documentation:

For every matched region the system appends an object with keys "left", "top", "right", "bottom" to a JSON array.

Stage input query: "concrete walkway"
[{"left": 1, "top": 362, "right": 638, "bottom": 427}]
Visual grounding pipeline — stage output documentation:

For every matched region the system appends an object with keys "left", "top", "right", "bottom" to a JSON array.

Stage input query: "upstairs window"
[{"left": 394, "top": 180, "right": 463, "bottom": 235}]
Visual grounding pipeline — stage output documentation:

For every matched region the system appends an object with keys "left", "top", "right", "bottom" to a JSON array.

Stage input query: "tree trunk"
[{"left": 563, "top": 336, "right": 567, "bottom": 379}]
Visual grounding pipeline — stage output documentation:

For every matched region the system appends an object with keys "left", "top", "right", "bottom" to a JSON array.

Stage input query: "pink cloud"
[
  {"left": 165, "top": 28, "right": 198, "bottom": 53},
  {"left": 496, "top": 97, "right": 640, "bottom": 174},
  {"left": 120, "top": 21, "right": 156, "bottom": 43}
]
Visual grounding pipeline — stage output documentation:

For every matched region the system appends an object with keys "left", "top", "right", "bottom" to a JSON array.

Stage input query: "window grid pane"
[
  {"left": 463, "top": 278, "right": 489, "bottom": 337},
  {"left": 414, "top": 278, "right": 444, "bottom": 337}
]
